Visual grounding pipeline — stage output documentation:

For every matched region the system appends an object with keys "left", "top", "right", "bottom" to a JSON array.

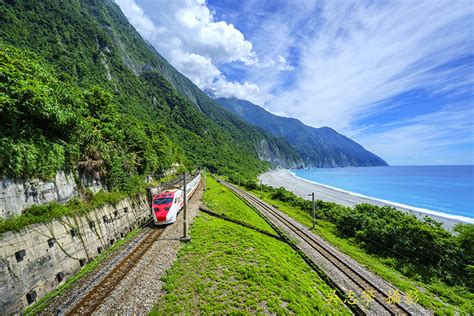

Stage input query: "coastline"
[{"left": 258, "top": 169, "right": 472, "bottom": 230}]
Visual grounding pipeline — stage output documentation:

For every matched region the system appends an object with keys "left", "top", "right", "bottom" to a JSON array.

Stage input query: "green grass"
[
  {"left": 248, "top": 187, "right": 474, "bottom": 315},
  {"left": 151, "top": 177, "right": 350, "bottom": 315},
  {"left": 19, "top": 174, "right": 180, "bottom": 313},
  {"left": 24, "top": 226, "right": 142, "bottom": 315},
  {"left": 203, "top": 177, "right": 275, "bottom": 234}
]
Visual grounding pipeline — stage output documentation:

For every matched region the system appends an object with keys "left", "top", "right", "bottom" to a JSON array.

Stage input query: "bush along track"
[
  {"left": 151, "top": 177, "right": 350, "bottom": 315},
  {"left": 219, "top": 177, "right": 434, "bottom": 315},
  {"left": 233, "top": 179, "right": 474, "bottom": 315}
]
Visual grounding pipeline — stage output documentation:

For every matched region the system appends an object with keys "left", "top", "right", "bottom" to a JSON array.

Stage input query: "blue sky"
[{"left": 116, "top": 0, "right": 474, "bottom": 165}]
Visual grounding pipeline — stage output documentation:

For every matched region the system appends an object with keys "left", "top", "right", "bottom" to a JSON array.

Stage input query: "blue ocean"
[{"left": 292, "top": 166, "right": 474, "bottom": 222}]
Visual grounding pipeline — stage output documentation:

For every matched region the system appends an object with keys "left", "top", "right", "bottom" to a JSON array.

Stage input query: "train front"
[{"left": 152, "top": 191, "right": 175, "bottom": 225}]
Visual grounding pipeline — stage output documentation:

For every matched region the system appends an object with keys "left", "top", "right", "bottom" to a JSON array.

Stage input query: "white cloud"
[
  {"left": 259, "top": 55, "right": 294, "bottom": 72},
  {"left": 354, "top": 106, "right": 474, "bottom": 165},
  {"left": 115, "top": 0, "right": 279, "bottom": 102},
  {"left": 247, "top": 0, "right": 474, "bottom": 164},
  {"left": 175, "top": 52, "right": 221, "bottom": 89},
  {"left": 221, "top": 1, "right": 317, "bottom": 103},
  {"left": 269, "top": 1, "right": 473, "bottom": 132},
  {"left": 209, "top": 78, "right": 271, "bottom": 105},
  {"left": 116, "top": 0, "right": 473, "bottom": 164}
]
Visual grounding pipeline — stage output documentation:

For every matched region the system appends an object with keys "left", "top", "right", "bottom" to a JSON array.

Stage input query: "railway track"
[
  {"left": 218, "top": 178, "right": 429, "bottom": 315},
  {"left": 65, "top": 175, "right": 193, "bottom": 315},
  {"left": 67, "top": 222, "right": 165, "bottom": 315}
]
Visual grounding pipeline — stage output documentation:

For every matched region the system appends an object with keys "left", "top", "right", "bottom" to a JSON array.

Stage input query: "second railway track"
[{"left": 218, "top": 178, "right": 430, "bottom": 315}]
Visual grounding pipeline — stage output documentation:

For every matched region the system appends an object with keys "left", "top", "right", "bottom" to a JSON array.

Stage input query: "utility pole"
[
  {"left": 181, "top": 173, "right": 191, "bottom": 241},
  {"left": 307, "top": 192, "right": 316, "bottom": 229},
  {"left": 203, "top": 167, "right": 206, "bottom": 191},
  {"left": 260, "top": 180, "right": 263, "bottom": 198},
  {"left": 238, "top": 173, "right": 241, "bottom": 187}
]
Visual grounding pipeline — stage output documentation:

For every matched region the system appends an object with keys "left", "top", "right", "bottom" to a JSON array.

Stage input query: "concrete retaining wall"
[{"left": 0, "top": 193, "right": 150, "bottom": 314}]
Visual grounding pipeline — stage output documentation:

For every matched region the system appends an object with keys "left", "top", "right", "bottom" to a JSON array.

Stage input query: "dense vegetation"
[
  {"left": 151, "top": 177, "right": 350, "bottom": 314},
  {"left": 241, "top": 183, "right": 474, "bottom": 314},
  {"left": 239, "top": 182, "right": 473, "bottom": 291},
  {"left": 0, "top": 0, "right": 299, "bottom": 189},
  {"left": 223, "top": 172, "right": 474, "bottom": 313},
  {"left": 0, "top": 46, "right": 179, "bottom": 188}
]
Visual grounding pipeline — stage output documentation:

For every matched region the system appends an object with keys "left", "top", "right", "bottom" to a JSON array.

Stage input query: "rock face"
[
  {"left": 0, "top": 171, "right": 107, "bottom": 219},
  {"left": 256, "top": 139, "right": 304, "bottom": 169},
  {"left": 0, "top": 171, "right": 77, "bottom": 219},
  {"left": 0, "top": 194, "right": 150, "bottom": 314},
  {"left": 216, "top": 98, "right": 388, "bottom": 168}
]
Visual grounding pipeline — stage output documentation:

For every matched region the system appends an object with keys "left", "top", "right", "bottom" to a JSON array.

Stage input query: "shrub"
[
  {"left": 0, "top": 46, "right": 181, "bottom": 187},
  {"left": 244, "top": 181, "right": 258, "bottom": 190},
  {"left": 243, "top": 183, "right": 474, "bottom": 289}
]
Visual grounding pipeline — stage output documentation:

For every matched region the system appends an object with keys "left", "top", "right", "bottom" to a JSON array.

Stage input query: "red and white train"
[{"left": 152, "top": 173, "right": 201, "bottom": 225}]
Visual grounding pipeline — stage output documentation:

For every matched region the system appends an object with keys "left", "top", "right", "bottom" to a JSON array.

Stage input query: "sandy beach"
[{"left": 259, "top": 169, "right": 468, "bottom": 230}]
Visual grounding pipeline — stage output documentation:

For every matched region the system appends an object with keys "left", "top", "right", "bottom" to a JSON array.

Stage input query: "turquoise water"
[{"left": 292, "top": 166, "right": 474, "bottom": 221}]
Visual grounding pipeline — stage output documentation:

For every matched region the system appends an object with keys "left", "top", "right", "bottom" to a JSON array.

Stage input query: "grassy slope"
[
  {"left": 151, "top": 177, "right": 350, "bottom": 315},
  {"left": 248, "top": 188, "right": 474, "bottom": 315}
]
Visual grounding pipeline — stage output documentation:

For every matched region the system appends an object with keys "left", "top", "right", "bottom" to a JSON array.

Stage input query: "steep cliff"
[
  {"left": 216, "top": 98, "right": 388, "bottom": 168},
  {"left": 0, "top": 0, "right": 302, "bottom": 192}
]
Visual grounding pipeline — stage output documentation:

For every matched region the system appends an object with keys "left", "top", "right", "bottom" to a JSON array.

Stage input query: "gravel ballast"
[
  {"left": 37, "top": 186, "right": 203, "bottom": 315},
  {"left": 93, "top": 187, "right": 203, "bottom": 314}
]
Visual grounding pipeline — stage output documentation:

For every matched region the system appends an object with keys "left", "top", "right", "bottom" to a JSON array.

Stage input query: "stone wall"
[{"left": 0, "top": 193, "right": 151, "bottom": 314}]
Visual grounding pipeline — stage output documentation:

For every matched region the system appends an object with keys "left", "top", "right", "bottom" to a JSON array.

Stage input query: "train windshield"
[{"left": 153, "top": 198, "right": 173, "bottom": 205}]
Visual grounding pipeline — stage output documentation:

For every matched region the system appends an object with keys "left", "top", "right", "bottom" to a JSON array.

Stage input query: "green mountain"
[
  {"left": 216, "top": 98, "right": 388, "bottom": 167},
  {"left": 0, "top": 0, "right": 301, "bottom": 190}
]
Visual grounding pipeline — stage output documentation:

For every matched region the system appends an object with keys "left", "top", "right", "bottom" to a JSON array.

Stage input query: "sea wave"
[{"left": 289, "top": 171, "right": 474, "bottom": 224}]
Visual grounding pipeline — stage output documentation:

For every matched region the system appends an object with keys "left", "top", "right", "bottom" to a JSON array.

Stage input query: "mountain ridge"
[
  {"left": 95, "top": 0, "right": 303, "bottom": 168},
  {"left": 0, "top": 0, "right": 302, "bottom": 189},
  {"left": 216, "top": 97, "right": 388, "bottom": 168}
]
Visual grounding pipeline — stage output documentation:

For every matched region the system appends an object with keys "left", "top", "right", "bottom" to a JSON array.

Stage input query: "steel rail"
[
  {"left": 220, "top": 178, "right": 413, "bottom": 315},
  {"left": 67, "top": 174, "right": 197, "bottom": 315},
  {"left": 67, "top": 225, "right": 164, "bottom": 315}
]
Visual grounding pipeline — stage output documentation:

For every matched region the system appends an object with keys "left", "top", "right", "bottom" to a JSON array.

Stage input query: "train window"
[
  {"left": 153, "top": 198, "right": 173, "bottom": 205},
  {"left": 174, "top": 198, "right": 177, "bottom": 203}
]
